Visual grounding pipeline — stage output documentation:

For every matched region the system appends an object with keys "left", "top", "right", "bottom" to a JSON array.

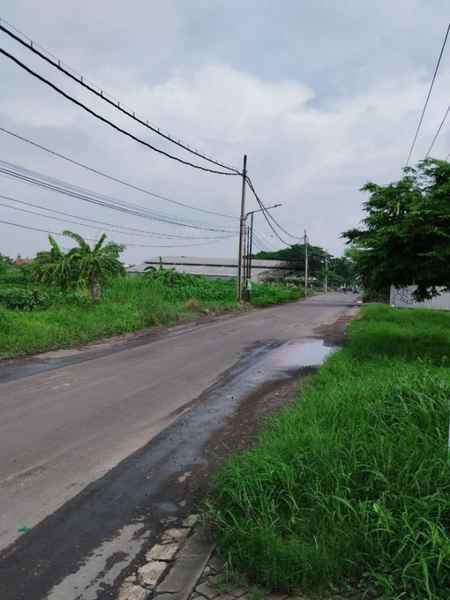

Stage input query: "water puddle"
[
  {"left": 259, "top": 338, "right": 334, "bottom": 373},
  {"left": 226, "top": 339, "right": 336, "bottom": 397}
]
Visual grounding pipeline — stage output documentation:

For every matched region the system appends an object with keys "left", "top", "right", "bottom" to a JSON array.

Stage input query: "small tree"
[
  {"left": 343, "top": 159, "right": 450, "bottom": 301},
  {"left": 33, "top": 231, "right": 125, "bottom": 300},
  {"left": 33, "top": 235, "right": 75, "bottom": 290}
]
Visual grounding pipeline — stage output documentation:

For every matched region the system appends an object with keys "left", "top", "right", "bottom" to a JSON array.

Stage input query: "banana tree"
[
  {"left": 32, "top": 235, "right": 75, "bottom": 290},
  {"left": 32, "top": 231, "right": 125, "bottom": 301},
  {"left": 64, "top": 231, "right": 125, "bottom": 301}
]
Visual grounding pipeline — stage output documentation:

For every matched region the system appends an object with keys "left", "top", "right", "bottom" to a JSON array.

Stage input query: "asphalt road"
[{"left": 0, "top": 292, "right": 355, "bottom": 558}]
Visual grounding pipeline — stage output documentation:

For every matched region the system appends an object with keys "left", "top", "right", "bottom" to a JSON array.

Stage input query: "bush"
[{"left": 0, "top": 287, "right": 50, "bottom": 311}]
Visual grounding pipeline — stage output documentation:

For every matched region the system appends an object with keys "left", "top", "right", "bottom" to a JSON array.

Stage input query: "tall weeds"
[{"left": 208, "top": 305, "right": 450, "bottom": 598}]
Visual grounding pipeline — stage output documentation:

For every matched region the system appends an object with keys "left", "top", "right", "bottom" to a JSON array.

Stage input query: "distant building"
[
  {"left": 390, "top": 286, "right": 450, "bottom": 311},
  {"left": 14, "top": 258, "right": 32, "bottom": 266},
  {"left": 127, "top": 256, "right": 291, "bottom": 283}
]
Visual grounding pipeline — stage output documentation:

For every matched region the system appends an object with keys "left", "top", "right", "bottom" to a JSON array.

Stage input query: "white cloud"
[{"left": 0, "top": 0, "right": 449, "bottom": 262}]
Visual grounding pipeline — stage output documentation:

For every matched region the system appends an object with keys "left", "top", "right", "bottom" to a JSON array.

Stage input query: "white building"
[{"left": 390, "top": 286, "right": 450, "bottom": 311}]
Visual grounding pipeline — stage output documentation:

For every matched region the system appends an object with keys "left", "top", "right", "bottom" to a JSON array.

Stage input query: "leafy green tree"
[
  {"left": 33, "top": 231, "right": 125, "bottom": 300},
  {"left": 33, "top": 236, "right": 74, "bottom": 290},
  {"left": 255, "top": 243, "right": 328, "bottom": 280},
  {"left": 343, "top": 159, "right": 450, "bottom": 300},
  {"left": 63, "top": 231, "right": 125, "bottom": 300},
  {"left": 255, "top": 243, "right": 355, "bottom": 289},
  {"left": 328, "top": 253, "right": 356, "bottom": 288}
]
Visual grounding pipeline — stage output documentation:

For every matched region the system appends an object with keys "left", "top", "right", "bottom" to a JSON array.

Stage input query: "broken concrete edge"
[{"left": 117, "top": 514, "right": 215, "bottom": 600}]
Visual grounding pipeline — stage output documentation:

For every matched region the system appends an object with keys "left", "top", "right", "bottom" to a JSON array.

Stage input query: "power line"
[
  {"left": 252, "top": 232, "right": 273, "bottom": 252},
  {"left": 245, "top": 179, "right": 291, "bottom": 246},
  {"left": 0, "top": 159, "right": 231, "bottom": 230},
  {"left": 0, "top": 159, "right": 238, "bottom": 233},
  {"left": 0, "top": 46, "right": 240, "bottom": 177},
  {"left": 0, "top": 217, "right": 236, "bottom": 248},
  {"left": 425, "top": 102, "right": 450, "bottom": 158},
  {"left": 0, "top": 193, "right": 233, "bottom": 240},
  {"left": 245, "top": 177, "right": 298, "bottom": 246},
  {"left": 0, "top": 19, "right": 240, "bottom": 174},
  {"left": 245, "top": 176, "right": 303, "bottom": 241},
  {"left": 265, "top": 210, "right": 303, "bottom": 241},
  {"left": 0, "top": 126, "right": 237, "bottom": 220},
  {"left": 405, "top": 23, "right": 450, "bottom": 167}
]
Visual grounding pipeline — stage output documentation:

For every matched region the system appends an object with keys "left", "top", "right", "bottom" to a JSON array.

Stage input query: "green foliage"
[
  {"left": 0, "top": 253, "right": 13, "bottom": 274},
  {"left": 0, "top": 275, "right": 301, "bottom": 358},
  {"left": 0, "top": 261, "right": 33, "bottom": 286},
  {"left": 208, "top": 305, "right": 450, "bottom": 599},
  {"left": 255, "top": 244, "right": 355, "bottom": 288},
  {"left": 145, "top": 266, "right": 201, "bottom": 287},
  {"left": 255, "top": 243, "right": 327, "bottom": 276},
  {"left": 0, "top": 306, "right": 17, "bottom": 334},
  {"left": 0, "top": 287, "right": 50, "bottom": 311},
  {"left": 343, "top": 159, "right": 450, "bottom": 301},
  {"left": 144, "top": 268, "right": 301, "bottom": 305},
  {"left": 64, "top": 231, "right": 125, "bottom": 297},
  {"left": 32, "top": 235, "right": 76, "bottom": 291},
  {"left": 32, "top": 231, "right": 125, "bottom": 299}
]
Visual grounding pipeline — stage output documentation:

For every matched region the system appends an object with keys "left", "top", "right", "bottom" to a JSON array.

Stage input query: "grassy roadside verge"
[
  {"left": 0, "top": 275, "right": 301, "bottom": 359},
  {"left": 208, "top": 304, "right": 450, "bottom": 599}
]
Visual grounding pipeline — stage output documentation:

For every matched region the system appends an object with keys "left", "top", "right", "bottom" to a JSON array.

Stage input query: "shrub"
[{"left": 0, "top": 287, "right": 50, "bottom": 311}]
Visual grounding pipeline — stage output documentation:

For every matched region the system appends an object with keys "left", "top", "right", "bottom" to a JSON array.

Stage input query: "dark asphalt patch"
[{"left": 0, "top": 342, "right": 287, "bottom": 600}]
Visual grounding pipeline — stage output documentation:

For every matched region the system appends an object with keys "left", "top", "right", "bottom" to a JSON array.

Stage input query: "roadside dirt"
[{"left": 180, "top": 375, "right": 302, "bottom": 506}]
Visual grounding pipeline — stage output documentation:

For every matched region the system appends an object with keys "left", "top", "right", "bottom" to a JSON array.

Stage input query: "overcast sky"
[{"left": 1, "top": 1, "right": 449, "bottom": 264}]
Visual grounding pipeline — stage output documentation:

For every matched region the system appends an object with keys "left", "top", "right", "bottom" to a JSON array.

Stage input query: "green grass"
[
  {"left": 208, "top": 304, "right": 450, "bottom": 599},
  {"left": 0, "top": 274, "right": 301, "bottom": 358}
]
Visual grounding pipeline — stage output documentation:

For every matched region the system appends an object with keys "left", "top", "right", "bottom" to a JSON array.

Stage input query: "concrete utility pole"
[
  {"left": 304, "top": 229, "right": 309, "bottom": 296},
  {"left": 324, "top": 256, "right": 328, "bottom": 294},
  {"left": 248, "top": 213, "right": 254, "bottom": 282},
  {"left": 242, "top": 203, "right": 282, "bottom": 299},
  {"left": 236, "top": 154, "right": 247, "bottom": 302}
]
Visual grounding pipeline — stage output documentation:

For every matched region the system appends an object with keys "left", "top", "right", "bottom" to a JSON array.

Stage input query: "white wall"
[{"left": 390, "top": 286, "right": 450, "bottom": 310}]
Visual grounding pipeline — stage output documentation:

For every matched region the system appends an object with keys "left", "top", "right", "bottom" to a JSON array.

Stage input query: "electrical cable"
[
  {"left": 0, "top": 164, "right": 235, "bottom": 232},
  {"left": 244, "top": 178, "right": 292, "bottom": 246},
  {"left": 0, "top": 159, "right": 238, "bottom": 233},
  {"left": 245, "top": 176, "right": 303, "bottom": 242},
  {"left": 0, "top": 158, "right": 230, "bottom": 230},
  {"left": 0, "top": 193, "right": 233, "bottom": 240},
  {"left": 405, "top": 23, "right": 450, "bottom": 166},
  {"left": 0, "top": 126, "right": 237, "bottom": 220},
  {"left": 0, "top": 19, "right": 240, "bottom": 174},
  {"left": 0, "top": 217, "right": 236, "bottom": 248},
  {"left": 0, "top": 47, "right": 239, "bottom": 176},
  {"left": 425, "top": 102, "right": 450, "bottom": 157}
]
